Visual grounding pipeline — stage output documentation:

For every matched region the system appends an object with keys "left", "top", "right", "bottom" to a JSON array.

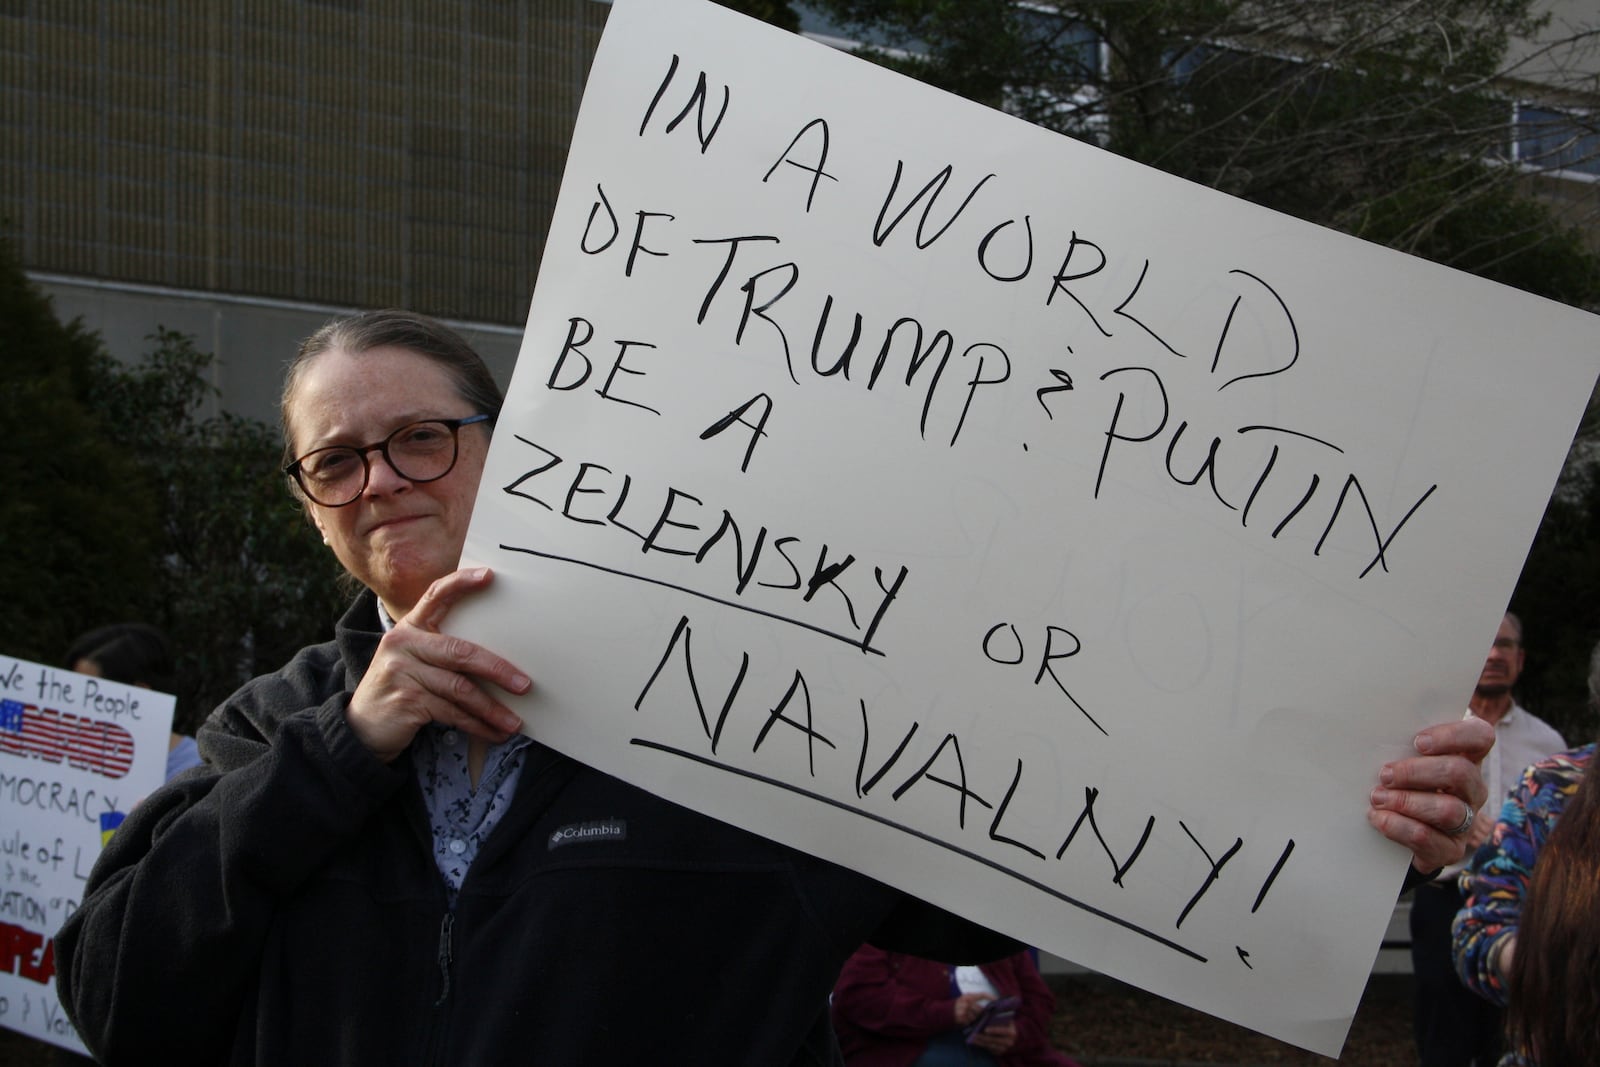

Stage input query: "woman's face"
[{"left": 286, "top": 345, "right": 491, "bottom": 619}]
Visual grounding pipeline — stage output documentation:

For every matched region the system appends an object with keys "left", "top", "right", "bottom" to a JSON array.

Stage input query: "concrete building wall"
[
  {"left": 1506, "top": 0, "right": 1600, "bottom": 97},
  {"left": 29, "top": 272, "right": 525, "bottom": 425},
  {"left": 5, "top": 0, "right": 609, "bottom": 328}
]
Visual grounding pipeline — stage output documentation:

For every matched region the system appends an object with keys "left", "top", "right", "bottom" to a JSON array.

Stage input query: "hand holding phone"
[{"left": 962, "top": 995, "right": 1021, "bottom": 1043}]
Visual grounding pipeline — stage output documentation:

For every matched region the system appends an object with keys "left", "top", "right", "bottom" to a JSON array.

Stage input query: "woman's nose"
[{"left": 361, "top": 448, "right": 411, "bottom": 495}]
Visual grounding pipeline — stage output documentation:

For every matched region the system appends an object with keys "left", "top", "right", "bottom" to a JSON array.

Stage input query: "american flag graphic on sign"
[{"left": 0, "top": 699, "right": 134, "bottom": 779}]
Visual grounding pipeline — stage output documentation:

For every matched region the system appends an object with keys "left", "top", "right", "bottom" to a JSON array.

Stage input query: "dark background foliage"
[
  {"left": 0, "top": 237, "right": 346, "bottom": 734},
  {"left": 1512, "top": 468, "right": 1600, "bottom": 744},
  {"left": 0, "top": 237, "right": 160, "bottom": 666}
]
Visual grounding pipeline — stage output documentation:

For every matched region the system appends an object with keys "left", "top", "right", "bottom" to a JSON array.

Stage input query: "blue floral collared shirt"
[{"left": 411, "top": 725, "right": 531, "bottom": 903}]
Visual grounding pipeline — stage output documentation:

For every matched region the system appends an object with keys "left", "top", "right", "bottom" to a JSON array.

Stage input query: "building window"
[{"left": 1512, "top": 104, "right": 1600, "bottom": 179}]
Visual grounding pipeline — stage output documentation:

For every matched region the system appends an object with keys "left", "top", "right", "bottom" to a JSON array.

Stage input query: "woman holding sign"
[{"left": 56, "top": 310, "right": 1493, "bottom": 1066}]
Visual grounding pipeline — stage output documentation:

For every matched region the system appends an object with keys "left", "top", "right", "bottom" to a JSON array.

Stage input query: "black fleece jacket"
[{"left": 56, "top": 592, "right": 1015, "bottom": 1066}]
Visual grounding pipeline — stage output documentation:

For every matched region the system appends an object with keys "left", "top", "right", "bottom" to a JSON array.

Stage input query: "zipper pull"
[{"left": 434, "top": 912, "right": 454, "bottom": 1007}]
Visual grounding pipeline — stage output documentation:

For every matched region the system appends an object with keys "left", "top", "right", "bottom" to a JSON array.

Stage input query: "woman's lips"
[{"left": 367, "top": 513, "right": 427, "bottom": 535}]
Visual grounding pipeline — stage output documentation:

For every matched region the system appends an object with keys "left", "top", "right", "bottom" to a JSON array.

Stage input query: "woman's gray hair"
[{"left": 279, "top": 309, "right": 504, "bottom": 465}]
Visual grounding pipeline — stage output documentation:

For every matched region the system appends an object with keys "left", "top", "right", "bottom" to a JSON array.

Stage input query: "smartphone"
[{"left": 963, "top": 995, "right": 1021, "bottom": 1043}]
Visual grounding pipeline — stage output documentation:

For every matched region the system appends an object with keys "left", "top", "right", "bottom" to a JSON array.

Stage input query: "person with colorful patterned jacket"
[
  {"left": 1454, "top": 643, "right": 1600, "bottom": 1067},
  {"left": 1453, "top": 744, "right": 1593, "bottom": 1003}
]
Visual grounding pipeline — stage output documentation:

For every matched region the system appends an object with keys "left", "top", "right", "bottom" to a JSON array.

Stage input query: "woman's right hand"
[
  {"left": 346, "top": 567, "right": 532, "bottom": 762},
  {"left": 952, "top": 992, "right": 990, "bottom": 1026}
]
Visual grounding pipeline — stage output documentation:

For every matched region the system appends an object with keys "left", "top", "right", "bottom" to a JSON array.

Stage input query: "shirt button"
[
  {"left": 443, "top": 731, "right": 459, "bottom": 747},
  {"left": 448, "top": 839, "right": 467, "bottom": 855}
]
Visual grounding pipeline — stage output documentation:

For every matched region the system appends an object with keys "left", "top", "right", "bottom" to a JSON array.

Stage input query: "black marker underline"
[
  {"left": 498, "top": 544, "right": 886, "bottom": 656},
  {"left": 629, "top": 737, "right": 1207, "bottom": 962}
]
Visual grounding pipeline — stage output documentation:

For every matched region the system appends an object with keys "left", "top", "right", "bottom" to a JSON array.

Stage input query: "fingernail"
[
  {"left": 511, "top": 673, "right": 532, "bottom": 693},
  {"left": 1415, "top": 733, "right": 1434, "bottom": 754},
  {"left": 1371, "top": 788, "right": 1392, "bottom": 806},
  {"left": 475, "top": 567, "right": 491, "bottom": 580},
  {"left": 1380, "top": 766, "right": 1396, "bottom": 787}
]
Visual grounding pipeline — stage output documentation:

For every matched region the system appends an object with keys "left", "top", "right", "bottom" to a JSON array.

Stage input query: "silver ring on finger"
[{"left": 1449, "top": 802, "right": 1475, "bottom": 837}]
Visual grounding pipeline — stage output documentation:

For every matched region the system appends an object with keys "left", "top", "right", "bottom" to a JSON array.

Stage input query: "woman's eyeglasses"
[{"left": 283, "top": 414, "right": 492, "bottom": 507}]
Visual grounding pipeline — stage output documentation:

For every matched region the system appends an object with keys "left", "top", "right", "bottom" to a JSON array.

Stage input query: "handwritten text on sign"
[
  {"left": 452, "top": 0, "right": 1600, "bottom": 1054},
  {"left": 0, "top": 656, "right": 171, "bottom": 1054}
]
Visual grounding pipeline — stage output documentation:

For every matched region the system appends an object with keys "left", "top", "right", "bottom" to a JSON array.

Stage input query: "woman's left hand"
[
  {"left": 1367, "top": 716, "right": 1494, "bottom": 872},
  {"left": 346, "top": 567, "right": 531, "bottom": 762}
]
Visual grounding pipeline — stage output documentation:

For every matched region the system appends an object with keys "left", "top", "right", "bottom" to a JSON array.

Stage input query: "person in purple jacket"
[{"left": 832, "top": 945, "right": 1082, "bottom": 1066}]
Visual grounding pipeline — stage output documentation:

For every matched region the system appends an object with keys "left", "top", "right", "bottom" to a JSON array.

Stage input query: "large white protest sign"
[
  {"left": 0, "top": 654, "right": 171, "bottom": 1054},
  {"left": 451, "top": 0, "right": 1600, "bottom": 1053}
]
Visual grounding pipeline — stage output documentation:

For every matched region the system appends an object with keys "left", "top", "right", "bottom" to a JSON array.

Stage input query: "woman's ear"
[{"left": 308, "top": 507, "right": 330, "bottom": 546}]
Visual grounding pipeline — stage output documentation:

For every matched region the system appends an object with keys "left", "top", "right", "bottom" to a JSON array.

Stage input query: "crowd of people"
[{"left": 41, "top": 310, "right": 1560, "bottom": 1066}]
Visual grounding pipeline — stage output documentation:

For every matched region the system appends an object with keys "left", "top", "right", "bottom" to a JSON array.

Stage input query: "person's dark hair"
[
  {"left": 65, "top": 623, "right": 175, "bottom": 692},
  {"left": 1586, "top": 637, "right": 1600, "bottom": 715},
  {"left": 279, "top": 309, "right": 504, "bottom": 470},
  {"left": 1503, "top": 735, "right": 1600, "bottom": 1066}
]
